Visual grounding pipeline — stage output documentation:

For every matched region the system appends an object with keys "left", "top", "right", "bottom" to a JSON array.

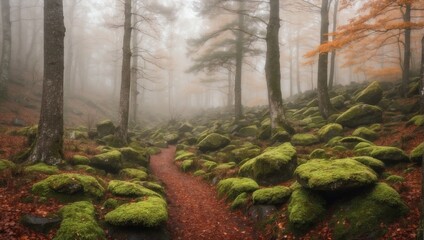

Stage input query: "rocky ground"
[{"left": 0, "top": 78, "right": 423, "bottom": 239}]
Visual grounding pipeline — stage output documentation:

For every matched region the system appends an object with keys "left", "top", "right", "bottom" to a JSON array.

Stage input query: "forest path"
[{"left": 150, "top": 146, "right": 262, "bottom": 240}]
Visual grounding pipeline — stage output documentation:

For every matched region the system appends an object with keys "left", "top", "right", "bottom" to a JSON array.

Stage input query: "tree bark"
[
  {"left": 265, "top": 0, "right": 288, "bottom": 132},
  {"left": 421, "top": 36, "right": 424, "bottom": 114},
  {"left": 296, "top": 30, "right": 301, "bottom": 94},
  {"left": 317, "top": 0, "right": 334, "bottom": 119},
  {"left": 234, "top": 0, "right": 245, "bottom": 121},
  {"left": 28, "top": 0, "right": 65, "bottom": 165},
  {"left": 329, "top": 0, "right": 339, "bottom": 90},
  {"left": 0, "top": 0, "right": 11, "bottom": 99},
  {"left": 116, "top": 0, "right": 132, "bottom": 146},
  {"left": 64, "top": 2, "right": 77, "bottom": 99},
  {"left": 402, "top": 3, "right": 411, "bottom": 98},
  {"left": 289, "top": 47, "right": 293, "bottom": 97},
  {"left": 227, "top": 68, "right": 233, "bottom": 109},
  {"left": 130, "top": 1, "right": 139, "bottom": 124}
]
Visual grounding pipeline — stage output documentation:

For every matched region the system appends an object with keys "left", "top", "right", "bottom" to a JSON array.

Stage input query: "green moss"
[
  {"left": 291, "top": 134, "right": 319, "bottom": 146},
  {"left": 353, "top": 81, "right": 383, "bottom": 105},
  {"left": 231, "top": 146, "right": 261, "bottom": 163},
  {"left": 385, "top": 175, "right": 405, "bottom": 184},
  {"left": 354, "top": 142, "right": 374, "bottom": 151},
  {"left": 146, "top": 147, "right": 161, "bottom": 155},
  {"left": 238, "top": 159, "right": 255, "bottom": 177},
  {"left": 330, "top": 95, "right": 345, "bottom": 109},
  {"left": 318, "top": 123, "right": 343, "bottom": 142},
  {"left": 410, "top": 142, "right": 424, "bottom": 163},
  {"left": 217, "top": 178, "right": 259, "bottom": 200},
  {"left": 252, "top": 186, "right": 291, "bottom": 205},
  {"left": 103, "top": 198, "right": 120, "bottom": 210},
  {"left": 54, "top": 201, "right": 105, "bottom": 240},
  {"left": 352, "top": 156, "right": 385, "bottom": 174},
  {"left": 201, "top": 160, "right": 217, "bottom": 170},
  {"left": 105, "top": 197, "right": 168, "bottom": 227},
  {"left": 119, "top": 168, "right": 148, "bottom": 180},
  {"left": 193, "top": 170, "right": 206, "bottom": 176},
  {"left": 90, "top": 150, "right": 122, "bottom": 173},
  {"left": 137, "top": 181, "right": 165, "bottom": 195},
  {"left": 271, "top": 127, "right": 291, "bottom": 143},
  {"left": 365, "top": 146, "right": 409, "bottom": 163},
  {"left": 309, "top": 149, "right": 328, "bottom": 159},
  {"left": 331, "top": 183, "right": 408, "bottom": 240},
  {"left": 108, "top": 180, "right": 160, "bottom": 198},
  {"left": 408, "top": 115, "right": 424, "bottom": 127},
  {"left": 339, "top": 136, "right": 372, "bottom": 149},
  {"left": 197, "top": 133, "right": 230, "bottom": 152},
  {"left": 175, "top": 151, "right": 195, "bottom": 161},
  {"left": 96, "top": 120, "right": 115, "bottom": 138},
  {"left": 336, "top": 104, "right": 383, "bottom": 128},
  {"left": 119, "top": 147, "right": 149, "bottom": 167},
  {"left": 238, "top": 125, "right": 258, "bottom": 137},
  {"left": 24, "top": 163, "right": 59, "bottom": 175},
  {"left": 295, "top": 159, "right": 377, "bottom": 191},
  {"left": 74, "top": 165, "right": 97, "bottom": 174},
  {"left": 70, "top": 155, "right": 90, "bottom": 165},
  {"left": 32, "top": 174, "right": 104, "bottom": 201},
  {"left": 326, "top": 136, "right": 343, "bottom": 147},
  {"left": 181, "top": 160, "right": 194, "bottom": 172},
  {"left": 164, "top": 133, "right": 179, "bottom": 144},
  {"left": 231, "top": 192, "right": 249, "bottom": 209},
  {"left": 213, "top": 162, "right": 236, "bottom": 172},
  {"left": 288, "top": 188, "right": 326, "bottom": 230},
  {"left": 352, "top": 127, "right": 378, "bottom": 141},
  {"left": 0, "top": 159, "right": 15, "bottom": 171}
]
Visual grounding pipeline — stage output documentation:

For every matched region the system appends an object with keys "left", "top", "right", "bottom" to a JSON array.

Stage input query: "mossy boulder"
[
  {"left": 352, "top": 156, "right": 385, "bottom": 174},
  {"left": 336, "top": 104, "right": 383, "bottom": 128},
  {"left": 385, "top": 175, "right": 405, "bottom": 184},
  {"left": 108, "top": 180, "right": 161, "bottom": 198},
  {"left": 295, "top": 159, "right": 377, "bottom": 191},
  {"left": 105, "top": 197, "right": 168, "bottom": 228},
  {"left": 32, "top": 174, "right": 104, "bottom": 200},
  {"left": 252, "top": 186, "right": 291, "bottom": 205},
  {"left": 164, "top": 133, "right": 179, "bottom": 144},
  {"left": 0, "top": 159, "right": 15, "bottom": 171},
  {"left": 119, "top": 168, "right": 148, "bottom": 181},
  {"left": 201, "top": 160, "right": 218, "bottom": 170},
  {"left": 197, "top": 133, "right": 230, "bottom": 152},
  {"left": 352, "top": 127, "right": 378, "bottom": 141},
  {"left": 288, "top": 188, "right": 326, "bottom": 230},
  {"left": 90, "top": 150, "right": 122, "bottom": 173},
  {"left": 357, "top": 146, "right": 409, "bottom": 164},
  {"left": 331, "top": 183, "right": 408, "bottom": 240},
  {"left": 70, "top": 155, "right": 90, "bottom": 165},
  {"left": 318, "top": 123, "right": 343, "bottom": 142},
  {"left": 407, "top": 115, "right": 424, "bottom": 127},
  {"left": 181, "top": 160, "right": 194, "bottom": 172},
  {"left": 54, "top": 201, "right": 105, "bottom": 240},
  {"left": 354, "top": 81, "right": 383, "bottom": 105},
  {"left": 24, "top": 163, "right": 59, "bottom": 175},
  {"left": 119, "top": 147, "right": 149, "bottom": 167},
  {"left": 231, "top": 146, "right": 261, "bottom": 163},
  {"left": 291, "top": 134, "right": 319, "bottom": 146},
  {"left": 96, "top": 120, "right": 115, "bottom": 138},
  {"left": 175, "top": 150, "right": 195, "bottom": 161},
  {"left": 231, "top": 192, "right": 249, "bottom": 210},
  {"left": 271, "top": 128, "right": 291, "bottom": 143},
  {"left": 309, "top": 149, "right": 329, "bottom": 159},
  {"left": 217, "top": 178, "right": 259, "bottom": 200},
  {"left": 238, "top": 125, "right": 258, "bottom": 137},
  {"left": 339, "top": 136, "right": 372, "bottom": 149},
  {"left": 178, "top": 122, "right": 193, "bottom": 133},
  {"left": 239, "top": 143, "right": 297, "bottom": 185},
  {"left": 410, "top": 142, "right": 424, "bottom": 163},
  {"left": 331, "top": 95, "right": 346, "bottom": 109}
]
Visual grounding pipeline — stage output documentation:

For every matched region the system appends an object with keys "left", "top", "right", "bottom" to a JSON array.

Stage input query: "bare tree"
[
  {"left": 28, "top": 0, "right": 65, "bottom": 165},
  {"left": 328, "top": 0, "right": 338, "bottom": 90},
  {"left": 0, "top": 0, "right": 11, "bottom": 99}
]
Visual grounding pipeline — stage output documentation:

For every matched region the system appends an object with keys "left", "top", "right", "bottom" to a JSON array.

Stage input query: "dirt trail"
[{"left": 150, "top": 146, "right": 263, "bottom": 240}]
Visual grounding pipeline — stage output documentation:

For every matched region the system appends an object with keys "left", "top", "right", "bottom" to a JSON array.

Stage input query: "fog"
[{"left": 2, "top": 0, "right": 424, "bottom": 125}]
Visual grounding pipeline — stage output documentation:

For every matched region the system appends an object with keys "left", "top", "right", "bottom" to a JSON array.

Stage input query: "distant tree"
[
  {"left": 328, "top": 0, "right": 339, "bottom": 90},
  {"left": 0, "top": 0, "right": 11, "bottom": 99},
  {"left": 115, "top": 0, "right": 132, "bottom": 146},
  {"left": 28, "top": 0, "right": 65, "bottom": 165}
]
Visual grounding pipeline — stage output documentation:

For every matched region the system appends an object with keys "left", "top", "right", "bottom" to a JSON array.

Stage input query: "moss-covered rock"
[
  {"left": 410, "top": 142, "right": 424, "bottom": 163},
  {"left": 181, "top": 160, "right": 194, "bottom": 172},
  {"left": 354, "top": 81, "right": 383, "bottom": 105},
  {"left": 331, "top": 183, "right": 408, "bottom": 240},
  {"left": 231, "top": 192, "right": 249, "bottom": 210},
  {"left": 193, "top": 170, "right": 206, "bottom": 176},
  {"left": 318, "top": 123, "right": 343, "bottom": 142},
  {"left": 119, "top": 168, "right": 148, "bottom": 180},
  {"left": 239, "top": 143, "right": 297, "bottom": 185},
  {"left": 96, "top": 120, "right": 115, "bottom": 138},
  {"left": 339, "top": 136, "right": 372, "bottom": 149},
  {"left": 24, "top": 163, "right": 59, "bottom": 175},
  {"left": 178, "top": 122, "right": 193, "bottom": 133},
  {"left": 407, "top": 115, "right": 424, "bottom": 127},
  {"left": 70, "top": 155, "right": 90, "bottom": 165},
  {"left": 138, "top": 181, "right": 165, "bottom": 195},
  {"left": 108, "top": 180, "right": 161, "bottom": 198},
  {"left": 252, "top": 186, "right": 291, "bottom": 205},
  {"left": 352, "top": 127, "right": 378, "bottom": 141},
  {"left": 0, "top": 159, "right": 15, "bottom": 171},
  {"left": 309, "top": 149, "right": 329, "bottom": 159},
  {"left": 103, "top": 198, "right": 120, "bottom": 210},
  {"left": 105, "top": 197, "right": 168, "bottom": 228},
  {"left": 295, "top": 159, "right": 377, "bottom": 191},
  {"left": 217, "top": 178, "right": 259, "bottom": 200},
  {"left": 175, "top": 150, "right": 195, "bottom": 161},
  {"left": 197, "top": 133, "right": 230, "bottom": 152},
  {"left": 288, "top": 188, "right": 326, "bottom": 230},
  {"left": 74, "top": 165, "right": 97, "bottom": 174},
  {"left": 271, "top": 127, "right": 291, "bottom": 143},
  {"left": 352, "top": 156, "right": 385, "bottom": 174},
  {"left": 238, "top": 125, "right": 258, "bottom": 137},
  {"left": 291, "top": 134, "right": 319, "bottom": 146},
  {"left": 358, "top": 146, "right": 409, "bottom": 164},
  {"left": 385, "top": 175, "right": 405, "bottom": 184},
  {"left": 231, "top": 146, "right": 261, "bottom": 163},
  {"left": 336, "top": 104, "right": 383, "bottom": 128},
  {"left": 201, "top": 160, "right": 218, "bottom": 170},
  {"left": 90, "top": 150, "right": 122, "bottom": 173},
  {"left": 32, "top": 174, "right": 104, "bottom": 200},
  {"left": 119, "top": 147, "right": 149, "bottom": 167},
  {"left": 330, "top": 95, "right": 346, "bottom": 109},
  {"left": 164, "top": 133, "right": 179, "bottom": 144},
  {"left": 54, "top": 201, "right": 105, "bottom": 240}
]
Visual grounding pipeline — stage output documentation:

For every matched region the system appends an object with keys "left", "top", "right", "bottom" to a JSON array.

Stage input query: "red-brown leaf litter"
[{"left": 150, "top": 146, "right": 264, "bottom": 240}]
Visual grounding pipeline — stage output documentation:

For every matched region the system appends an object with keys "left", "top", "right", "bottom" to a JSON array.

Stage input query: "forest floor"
[{"left": 150, "top": 146, "right": 264, "bottom": 240}]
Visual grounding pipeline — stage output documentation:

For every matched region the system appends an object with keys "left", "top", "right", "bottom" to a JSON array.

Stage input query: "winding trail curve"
[{"left": 150, "top": 146, "right": 263, "bottom": 240}]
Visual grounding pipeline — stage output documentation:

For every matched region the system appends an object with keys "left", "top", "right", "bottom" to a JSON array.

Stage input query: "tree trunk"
[
  {"left": 402, "top": 3, "right": 412, "bottom": 98},
  {"left": 421, "top": 152, "right": 424, "bottom": 239},
  {"left": 289, "top": 47, "right": 293, "bottom": 97},
  {"left": 64, "top": 2, "right": 76, "bottom": 99},
  {"left": 0, "top": 0, "right": 11, "bottom": 99},
  {"left": 296, "top": 31, "right": 301, "bottom": 94},
  {"left": 130, "top": 2, "right": 139, "bottom": 124},
  {"left": 329, "top": 0, "right": 339, "bottom": 90},
  {"left": 317, "top": 0, "right": 334, "bottom": 119},
  {"left": 116, "top": 0, "right": 132, "bottom": 146},
  {"left": 227, "top": 68, "right": 233, "bottom": 109},
  {"left": 421, "top": 36, "right": 424, "bottom": 114},
  {"left": 265, "top": 0, "right": 288, "bottom": 132},
  {"left": 234, "top": 0, "right": 245, "bottom": 121},
  {"left": 28, "top": 0, "right": 65, "bottom": 165}
]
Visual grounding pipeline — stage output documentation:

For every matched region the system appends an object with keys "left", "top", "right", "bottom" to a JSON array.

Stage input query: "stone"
[
  {"left": 96, "top": 120, "right": 115, "bottom": 138},
  {"left": 197, "top": 133, "right": 230, "bottom": 152},
  {"left": 354, "top": 81, "right": 383, "bottom": 105},
  {"left": 336, "top": 104, "right": 383, "bottom": 128}
]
